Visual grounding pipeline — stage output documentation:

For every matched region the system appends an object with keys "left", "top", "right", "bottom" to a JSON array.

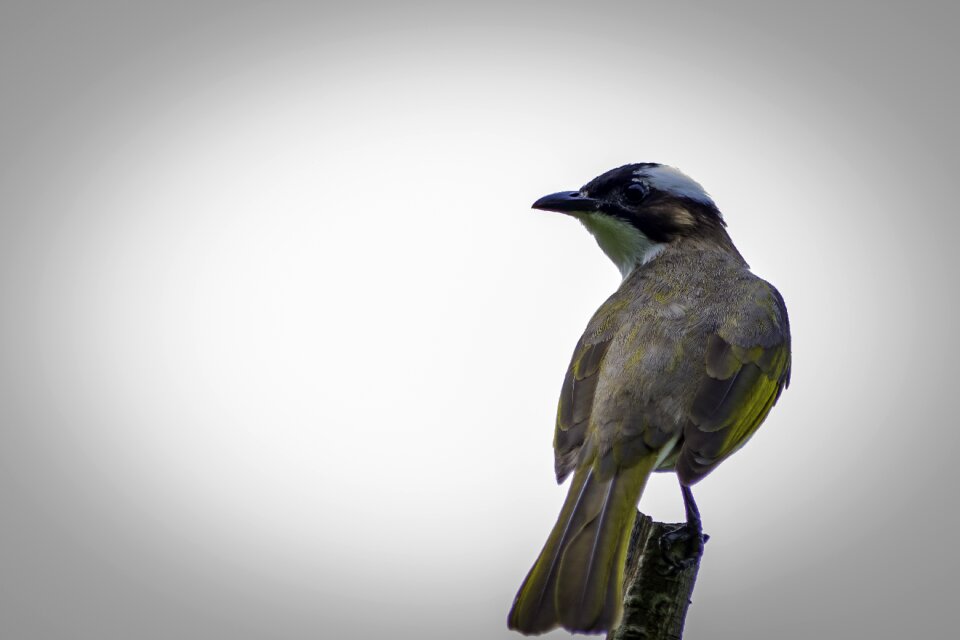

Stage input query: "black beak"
[{"left": 531, "top": 190, "right": 600, "bottom": 214}]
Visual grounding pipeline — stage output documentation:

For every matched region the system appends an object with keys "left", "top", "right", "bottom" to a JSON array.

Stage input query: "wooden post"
[{"left": 607, "top": 512, "right": 704, "bottom": 640}]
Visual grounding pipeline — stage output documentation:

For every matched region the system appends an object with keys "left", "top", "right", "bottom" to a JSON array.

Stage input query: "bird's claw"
[{"left": 657, "top": 523, "right": 708, "bottom": 573}]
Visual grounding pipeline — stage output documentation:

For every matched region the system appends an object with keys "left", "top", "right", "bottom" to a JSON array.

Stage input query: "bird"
[{"left": 507, "top": 163, "right": 791, "bottom": 635}]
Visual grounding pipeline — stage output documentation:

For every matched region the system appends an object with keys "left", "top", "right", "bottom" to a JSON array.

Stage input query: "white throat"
[{"left": 577, "top": 213, "right": 665, "bottom": 278}]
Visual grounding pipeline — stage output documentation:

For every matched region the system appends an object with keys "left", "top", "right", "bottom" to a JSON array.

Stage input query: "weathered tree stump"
[{"left": 607, "top": 512, "right": 704, "bottom": 640}]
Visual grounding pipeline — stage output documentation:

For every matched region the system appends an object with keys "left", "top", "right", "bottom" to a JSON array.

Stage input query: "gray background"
[{"left": 1, "top": 1, "right": 957, "bottom": 639}]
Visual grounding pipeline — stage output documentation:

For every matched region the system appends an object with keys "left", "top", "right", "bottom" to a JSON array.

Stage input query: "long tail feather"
[{"left": 508, "top": 456, "right": 657, "bottom": 634}]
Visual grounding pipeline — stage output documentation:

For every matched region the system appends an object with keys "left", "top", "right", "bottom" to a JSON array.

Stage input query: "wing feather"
[
  {"left": 555, "top": 337, "right": 613, "bottom": 482},
  {"left": 677, "top": 288, "right": 791, "bottom": 485},
  {"left": 553, "top": 291, "right": 635, "bottom": 482}
]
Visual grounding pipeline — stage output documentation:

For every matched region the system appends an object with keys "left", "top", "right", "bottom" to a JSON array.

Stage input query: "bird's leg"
[
  {"left": 681, "top": 484, "right": 705, "bottom": 539},
  {"left": 658, "top": 483, "right": 709, "bottom": 572}
]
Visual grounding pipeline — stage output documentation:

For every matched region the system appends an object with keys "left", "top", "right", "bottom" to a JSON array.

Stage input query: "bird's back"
[{"left": 559, "top": 238, "right": 790, "bottom": 483}]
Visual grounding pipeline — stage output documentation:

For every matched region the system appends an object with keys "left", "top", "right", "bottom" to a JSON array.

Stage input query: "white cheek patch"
[{"left": 633, "top": 165, "right": 714, "bottom": 206}]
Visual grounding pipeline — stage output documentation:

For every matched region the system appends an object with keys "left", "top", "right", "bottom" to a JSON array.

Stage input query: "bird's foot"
[{"left": 657, "top": 523, "right": 709, "bottom": 574}]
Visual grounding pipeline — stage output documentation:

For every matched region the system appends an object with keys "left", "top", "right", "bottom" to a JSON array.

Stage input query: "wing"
[
  {"left": 553, "top": 294, "right": 630, "bottom": 483},
  {"left": 676, "top": 284, "right": 792, "bottom": 485}
]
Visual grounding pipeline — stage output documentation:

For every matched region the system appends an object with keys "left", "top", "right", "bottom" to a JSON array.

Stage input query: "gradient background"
[{"left": 1, "top": 1, "right": 957, "bottom": 638}]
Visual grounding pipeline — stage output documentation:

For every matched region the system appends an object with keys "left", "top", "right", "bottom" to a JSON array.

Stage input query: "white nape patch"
[
  {"left": 634, "top": 165, "right": 714, "bottom": 205},
  {"left": 577, "top": 213, "right": 665, "bottom": 278}
]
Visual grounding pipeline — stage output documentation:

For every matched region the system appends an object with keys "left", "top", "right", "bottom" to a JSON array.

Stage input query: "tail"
[{"left": 507, "top": 456, "right": 656, "bottom": 635}]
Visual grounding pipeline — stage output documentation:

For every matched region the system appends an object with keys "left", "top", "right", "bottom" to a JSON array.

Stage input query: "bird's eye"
[{"left": 623, "top": 182, "right": 649, "bottom": 204}]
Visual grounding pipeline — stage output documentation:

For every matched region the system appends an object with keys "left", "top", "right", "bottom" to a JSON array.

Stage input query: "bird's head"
[{"left": 533, "top": 163, "right": 731, "bottom": 277}]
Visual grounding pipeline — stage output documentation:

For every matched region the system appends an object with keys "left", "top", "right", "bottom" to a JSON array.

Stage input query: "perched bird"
[{"left": 507, "top": 163, "right": 791, "bottom": 635}]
